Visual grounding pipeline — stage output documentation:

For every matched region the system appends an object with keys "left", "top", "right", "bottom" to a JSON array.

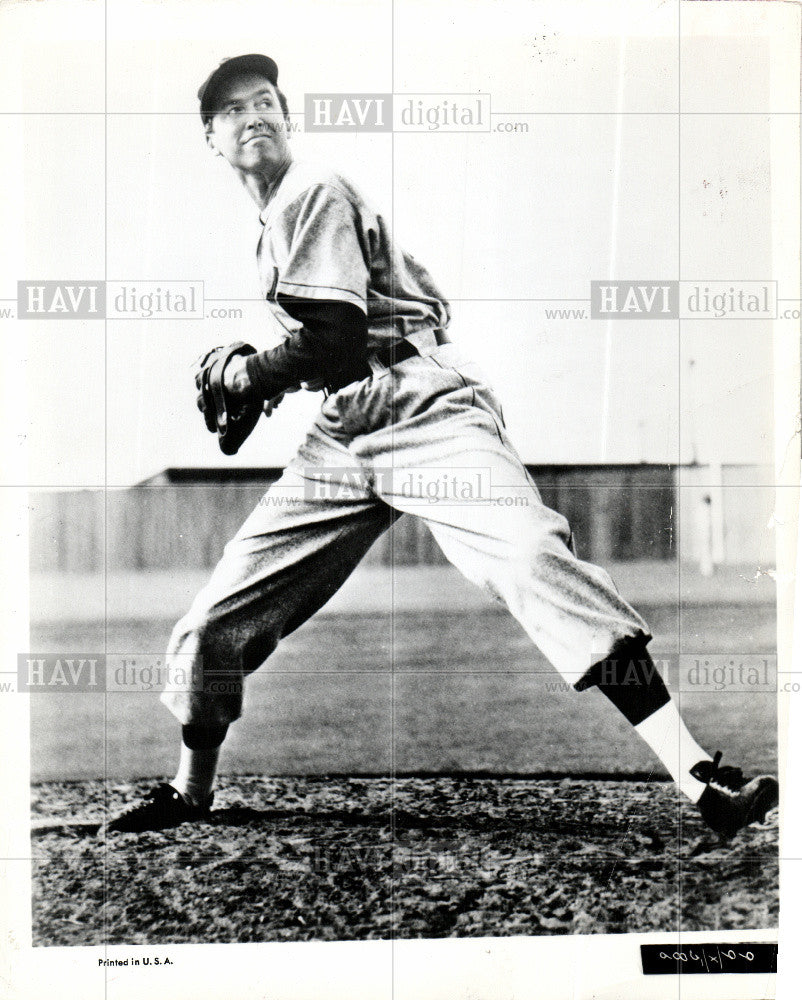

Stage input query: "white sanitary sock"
[
  {"left": 172, "top": 742, "right": 221, "bottom": 807},
  {"left": 635, "top": 700, "right": 712, "bottom": 802}
]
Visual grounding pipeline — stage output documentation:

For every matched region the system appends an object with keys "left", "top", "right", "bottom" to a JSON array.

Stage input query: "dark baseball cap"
[{"left": 198, "top": 54, "right": 279, "bottom": 121}]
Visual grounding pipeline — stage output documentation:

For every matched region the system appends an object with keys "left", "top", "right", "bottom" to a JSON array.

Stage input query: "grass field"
[{"left": 30, "top": 603, "right": 777, "bottom": 779}]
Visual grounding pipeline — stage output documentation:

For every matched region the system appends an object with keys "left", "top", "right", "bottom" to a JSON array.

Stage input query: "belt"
[{"left": 325, "top": 329, "right": 451, "bottom": 394}]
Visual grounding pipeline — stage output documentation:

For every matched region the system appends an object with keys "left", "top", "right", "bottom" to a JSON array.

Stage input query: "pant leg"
[
  {"left": 161, "top": 413, "right": 398, "bottom": 727},
  {"left": 346, "top": 344, "right": 651, "bottom": 686}
]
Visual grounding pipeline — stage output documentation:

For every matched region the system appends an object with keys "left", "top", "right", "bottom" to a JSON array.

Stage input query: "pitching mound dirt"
[{"left": 32, "top": 776, "right": 778, "bottom": 945}]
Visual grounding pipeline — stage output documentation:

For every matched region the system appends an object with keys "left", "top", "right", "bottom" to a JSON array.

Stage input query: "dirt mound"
[{"left": 31, "top": 776, "right": 778, "bottom": 945}]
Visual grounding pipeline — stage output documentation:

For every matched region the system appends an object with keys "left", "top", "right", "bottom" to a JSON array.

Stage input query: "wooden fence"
[{"left": 29, "top": 465, "right": 675, "bottom": 573}]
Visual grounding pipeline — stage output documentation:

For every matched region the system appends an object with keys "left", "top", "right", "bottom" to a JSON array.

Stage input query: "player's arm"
[
  {"left": 226, "top": 182, "right": 371, "bottom": 402},
  {"left": 225, "top": 296, "right": 368, "bottom": 401}
]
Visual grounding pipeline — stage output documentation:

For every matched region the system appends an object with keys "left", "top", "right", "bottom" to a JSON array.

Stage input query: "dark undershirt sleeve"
[{"left": 243, "top": 296, "right": 369, "bottom": 400}]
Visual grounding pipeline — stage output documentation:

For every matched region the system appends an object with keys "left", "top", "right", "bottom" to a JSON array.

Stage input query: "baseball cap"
[{"left": 198, "top": 54, "right": 279, "bottom": 121}]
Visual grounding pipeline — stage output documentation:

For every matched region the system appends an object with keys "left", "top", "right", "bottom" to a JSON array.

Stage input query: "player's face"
[{"left": 206, "top": 74, "right": 290, "bottom": 177}]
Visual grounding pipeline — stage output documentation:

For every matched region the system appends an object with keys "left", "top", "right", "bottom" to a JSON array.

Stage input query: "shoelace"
[{"left": 700, "top": 751, "right": 745, "bottom": 795}]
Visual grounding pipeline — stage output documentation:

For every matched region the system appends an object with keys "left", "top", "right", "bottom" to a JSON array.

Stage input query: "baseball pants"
[{"left": 162, "top": 343, "right": 651, "bottom": 727}]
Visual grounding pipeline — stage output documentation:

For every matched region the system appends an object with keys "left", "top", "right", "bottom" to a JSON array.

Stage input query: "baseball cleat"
[
  {"left": 105, "top": 783, "right": 213, "bottom": 833},
  {"left": 691, "top": 751, "right": 778, "bottom": 840}
]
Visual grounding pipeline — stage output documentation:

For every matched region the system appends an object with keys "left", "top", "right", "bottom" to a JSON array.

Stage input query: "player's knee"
[
  {"left": 169, "top": 602, "right": 283, "bottom": 679},
  {"left": 167, "top": 604, "right": 234, "bottom": 662}
]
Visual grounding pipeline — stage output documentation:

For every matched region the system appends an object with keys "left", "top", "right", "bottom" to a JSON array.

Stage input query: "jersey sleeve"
[
  {"left": 271, "top": 183, "right": 370, "bottom": 311},
  {"left": 244, "top": 297, "right": 368, "bottom": 400}
]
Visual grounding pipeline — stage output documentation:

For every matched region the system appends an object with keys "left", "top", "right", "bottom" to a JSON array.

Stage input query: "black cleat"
[
  {"left": 692, "top": 751, "right": 778, "bottom": 840},
  {"left": 105, "top": 783, "right": 213, "bottom": 833}
]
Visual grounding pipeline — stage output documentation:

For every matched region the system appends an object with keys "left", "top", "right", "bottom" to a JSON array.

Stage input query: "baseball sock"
[
  {"left": 635, "top": 701, "right": 711, "bottom": 802},
  {"left": 171, "top": 724, "right": 228, "bottom": 807},
  {"left": 590, "top": 643, "right": 711, "bottom": 802}
]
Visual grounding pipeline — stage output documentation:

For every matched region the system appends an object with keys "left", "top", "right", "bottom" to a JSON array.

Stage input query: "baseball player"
[{"left": 107, "top": 54, "right": 778, "bottom": 840}]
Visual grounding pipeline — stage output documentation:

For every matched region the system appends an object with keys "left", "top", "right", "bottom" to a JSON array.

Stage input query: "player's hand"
[
  {"left": 262, "top": 393, "right": 285, "bottom": 418},
  {"left": 222, "top": 352, "right": 253, "bottom": 400},
  {"left": 301, "top": 377, "right": 328, "bottom": 392},
  {"left": 194, "top": 342, "right": 261, "bottom": 456}
]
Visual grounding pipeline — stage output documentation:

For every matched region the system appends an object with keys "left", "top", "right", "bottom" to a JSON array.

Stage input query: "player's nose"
[{"left": 244, "top": 110, "right": 269, "bottom": 133}]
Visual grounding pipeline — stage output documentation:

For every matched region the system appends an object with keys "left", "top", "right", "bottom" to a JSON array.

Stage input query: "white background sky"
[{"left": 0, "top": 0, "right": 797, "bottom": 486}]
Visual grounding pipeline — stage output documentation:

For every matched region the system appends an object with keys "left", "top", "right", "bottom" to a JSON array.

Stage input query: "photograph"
[{"left": 1, "top": 0, "right": 799, "bottom": 998}]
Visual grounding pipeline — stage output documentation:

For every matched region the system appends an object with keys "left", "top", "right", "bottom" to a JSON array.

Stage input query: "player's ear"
[
  {"left": 204, "top": 123, "right": 222, "bottom": 155},
  {"left": 276, "top": 88, "right": 292, "bottom": 134}
]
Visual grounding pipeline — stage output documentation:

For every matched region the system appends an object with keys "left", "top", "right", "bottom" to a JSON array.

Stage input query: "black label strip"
[{"left": 641, "top": 943, "right": 777, "bottom": 975}]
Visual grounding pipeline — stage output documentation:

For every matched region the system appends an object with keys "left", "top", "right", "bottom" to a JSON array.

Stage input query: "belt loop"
[{"left": 406, "top": 327, "right": 450, "bottom": 357}]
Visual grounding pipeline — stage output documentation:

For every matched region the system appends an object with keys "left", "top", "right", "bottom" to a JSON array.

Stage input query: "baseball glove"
[{"left": 194, "top": 342, "right": 262, "bottom": 455}]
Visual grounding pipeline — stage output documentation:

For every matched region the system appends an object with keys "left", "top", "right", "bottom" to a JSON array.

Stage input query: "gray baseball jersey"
[{"left": 255, "top": 159, "right": 451, "bottom": 350}]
